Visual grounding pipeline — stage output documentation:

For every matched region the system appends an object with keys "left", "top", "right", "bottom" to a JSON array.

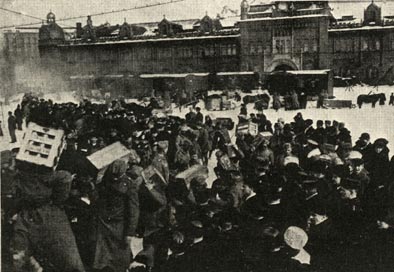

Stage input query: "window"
[
  {"left": 366, "top": 66, "right": 379, "bottom": 80},
  {"left": 250, "top": 44, "right": 256, "bottom": 55},
  {"left": 204, "top": 46, "right": 211, "bottom": 56},
  {"left": 273, "top": 39, "right": 287, "bottom": 54},
  {"left": 281, "top": 40, "right": 286, "bottom": 53},
  {"left": 362, "top": 38, "right": 368, "bottom": 51},
  {"left": 176, "top": 47, "right": 192, "bottom": 58},
  {"left": 376, "top": 40, "right": 380, "bottom": 50},
  {"left": 313, "top": 40, "right": 318, "bottom": 52},
  {"left": 334, "top": 39, "right": 341, "bottom": 53},
  {"left": 158, "top": 48, "right": 169, "bottom": 58},
  {"left": 227, "top": 45, "right": 232, "bottom": 56},
  {"left": 369, "top": 39, "right": 375, "bottom": 51},
  {"left": 204, "top": 45, "right": 215, "bottom": 57},
  {"left": 257, "top": 44, "right": 263, "bottom": 54},
  {"left": 304, "top": 43, "right": 309, "bottom": 53},
  {"left": 221, "top": 45, "right": 227, "bottom": 56},
  {"left": 284, "top": 39, "right": 290, "bottom": 53},
  {"left": 231, "top": 44, "right": 237, "bottom": 55},
  {"left": 210, "top": 46, "right": 215, "bottom": 56}
]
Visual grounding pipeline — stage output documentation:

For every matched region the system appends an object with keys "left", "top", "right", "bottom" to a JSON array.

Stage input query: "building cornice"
[{"left": 60, "top": 33, "right": 240, "bottom": 47}]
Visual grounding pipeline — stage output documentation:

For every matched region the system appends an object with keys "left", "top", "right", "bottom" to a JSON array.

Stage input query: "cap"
[
  {"left": 347, "top": 150, "right": 362, "bottom": 160},
  {"left": 318, "top": 154, "right": 332, "bottom": 162},
  {"left": 108, "top": 159, "right": 128, "bottom": 178},
  {"left": 305, "top": 119, "right": 313, "bottom": 127},
  {"left": 283, "top": 156, "right": 299, "bottom": 166},
  {"left": 374, "top": 138, "right": 388, "bottom": 148},
  {"left": 191, "top": 220, "right": 203, "bottom": 229},
  {"left": 284, "top": 226, "right": 308, "bottom": 250},
  {"left": 307, "top": 139, "right": 319, "bottom": 146},
  {"left": 351, "top": 158, "right": 364, "bottom": 166},
  {"left": 359, "top": 133, "right": 370, "bottom": 141}
]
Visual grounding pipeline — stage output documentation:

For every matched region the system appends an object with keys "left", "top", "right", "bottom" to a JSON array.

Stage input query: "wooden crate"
[
  {"left": 236, "top": 122, "right": 258, "bottom": 136},
  {"left": 236, "top": 123, "right": 249, "bottom": 134},
  {"left": 87, "top": 142, "right": 131, "bottom": 182},
  {"left": 249, "top": 122, "right": 259, "bottom": 136},
  {"left": 323, "top": 99, "right": 352, "bottom": 109},
  {"left": 205, "top": 96, "right": 222, "bottom": 111},
  {"left": 221, "top": 100, "right": 232, "bottom": 110},
  {"left": 16, "top": 123, "right": 65, "bottom": 169},
  {"left": 175, "top": 165, "right": 209, "bottom": 187},
  {"left": 213, "top": 117, "right": 235, "bottom": 130}
]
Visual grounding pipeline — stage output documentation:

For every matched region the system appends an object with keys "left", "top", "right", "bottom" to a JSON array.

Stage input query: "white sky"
[{"left": 1, "top": 0, "right": 394, "bottom": 29}]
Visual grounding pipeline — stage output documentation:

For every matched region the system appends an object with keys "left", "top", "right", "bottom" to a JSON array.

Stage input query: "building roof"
[
  {"left": 239, "top": 13, "right": 328, "bottom": 22},
  {"left": 68, "top": 13, "right": 240, "bottom": 44},
  {"left": 329, "top": 1, "right": 394, "bottom": 20},
  {"left": 220, "top": 16, "right": 240, "bottom": 28},
  {"left": 287, "top": 70, "right": 330, "bottom": 75},
  {"left": 216, "top": 71, "right": 256, "bottom": 76},
  {"left": 140, "top": 73, "right": 209, "bottom": 78},
  {"left": 328, "top": 24, "right": 394, "bottom": 32}
]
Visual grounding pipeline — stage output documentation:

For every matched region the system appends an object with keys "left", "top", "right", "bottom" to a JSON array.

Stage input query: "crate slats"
[{"left": 16, "top": 123, "right": 65, "bottom": 169}]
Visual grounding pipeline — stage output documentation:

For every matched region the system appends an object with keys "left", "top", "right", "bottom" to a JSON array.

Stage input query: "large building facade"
[{"left": 36, "top": 0, "right": 394, "bottom": 96}]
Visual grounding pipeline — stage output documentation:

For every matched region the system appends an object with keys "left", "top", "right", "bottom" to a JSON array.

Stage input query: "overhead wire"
[
  {"left": 0, "top": 0, "right": 188, "bottom": 29},
  {"left": 0, "top": 7, "right": 43, "bottom": 21}
]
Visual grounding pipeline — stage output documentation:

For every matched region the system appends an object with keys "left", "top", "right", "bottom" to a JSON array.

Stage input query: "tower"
[
  {"left": 47, "top": 11, "right": 56, "bottom": 24},
  {"left": 241, "top": 0, "right": 249, "bottom": 20},
  {"left": 363, "top": 0, "right": 382, "bottom": 25}
]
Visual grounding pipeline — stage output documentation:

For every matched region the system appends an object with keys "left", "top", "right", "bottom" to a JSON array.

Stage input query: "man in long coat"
[
  {"left": 11, "top": 163, "right": 85, "bottom": 272},
  {"left": 93, "top": 160, "right": 140, "bottom": 272},
  {"left": 8, "top": 111, "right": 17, "bottom": 143}
]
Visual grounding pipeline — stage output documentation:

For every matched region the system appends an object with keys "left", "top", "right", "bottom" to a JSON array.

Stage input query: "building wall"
[
  {"left": 33, "top": 1, "right": 394, "bottom": 91},
  {"left": 328, "top": 28, "right": 394, "bottom": 84},
  {"left": 239, "top": 16, "right": 330, "bottom": 75},
  {"left": 3, "top": 31, "right": 43, "bottom": 95},
  {"left": 4, "top": 31, "right": 40, "bottom": 62},
  {"left": 54, "top": 36, "right": 241, "bottom": 77}
]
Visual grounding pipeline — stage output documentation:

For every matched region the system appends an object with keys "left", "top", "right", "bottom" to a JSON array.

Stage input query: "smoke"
[{"left": 12, "top": 62, "right": 68, "bottom": 96}]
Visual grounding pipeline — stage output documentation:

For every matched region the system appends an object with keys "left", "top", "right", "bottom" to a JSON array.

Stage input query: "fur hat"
[{"left": 284, "top": 226, "right": 308, "bottom": 250}]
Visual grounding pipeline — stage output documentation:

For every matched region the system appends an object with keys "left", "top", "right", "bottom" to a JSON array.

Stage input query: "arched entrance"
[
  {"left": 273, "top": 64, "right": 295, "bottom": 72},
  {"left": 266, "top": 59, "right": 299, "bottom": 72}
]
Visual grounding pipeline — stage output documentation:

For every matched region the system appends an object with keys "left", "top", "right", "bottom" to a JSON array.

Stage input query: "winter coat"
[{"left": 93, "top": 168, "right": 140, "bottom": 271}]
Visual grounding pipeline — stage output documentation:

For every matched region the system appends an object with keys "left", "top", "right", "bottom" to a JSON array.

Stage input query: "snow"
[
  {"left": 140, "top": 73, "right": 209, "bottom": 78},
  {"left": 216, "top": 71, "right": 256, "bottom": 76},
  {"left": 70, "top": 75, "right": 95, "bottom": 80},
  {"left": 62, "top": 34, "right": 241, "bottom": 47},
  {"left": 329, "top": 25, "right": 394, "bottom": 32},
  {"left": 239, "top": 14, "right": 328, "bottom": 22},
  {"left": 297, "top": 7, "right": 324, "bottom": 12},
  {"left": 103, "top": 74, "right": 124, "bottom": 78},
  {"left": 287, "top": 70, "right": 330, "bottom": 75},
  {"left": 185, "top": 84, "right": 394, "bottom": 159}
]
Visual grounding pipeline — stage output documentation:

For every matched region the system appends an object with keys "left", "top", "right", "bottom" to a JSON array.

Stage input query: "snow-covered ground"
[{"left": 1, "top": 84, "right": 394, "bottom": 161}]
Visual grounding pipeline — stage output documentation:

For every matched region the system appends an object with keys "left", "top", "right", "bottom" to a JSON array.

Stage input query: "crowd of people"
[{"left": 2, "top": 93, "right": 394, "bottom": 272}]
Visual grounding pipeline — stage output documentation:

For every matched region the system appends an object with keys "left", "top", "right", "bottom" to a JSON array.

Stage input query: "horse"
[
  {"left": 357, "top": 93, "right": 386, "bottom": 108},
  {"left": 254, "top": 98, "right": 270, "bottom": 111},
  {"left": 243, "top": 94, "right": 270, "bottom": 105}
]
